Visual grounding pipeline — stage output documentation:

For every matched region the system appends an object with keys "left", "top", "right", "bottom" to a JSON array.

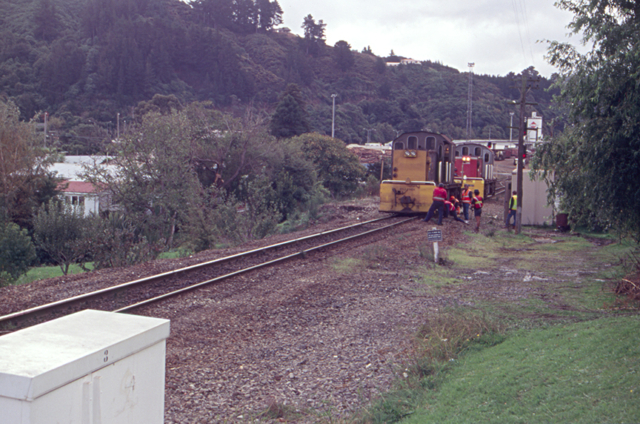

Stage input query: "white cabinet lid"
[{"left": 0, "top": 309, "right": 170, "bottom": 401}]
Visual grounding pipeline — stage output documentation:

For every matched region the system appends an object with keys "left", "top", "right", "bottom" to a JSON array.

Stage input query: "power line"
[
  {"left": 519, "top": 0, "right": 536, "bottom": 66},
  {"left": 511, "top": 0, "right": 527, "bottom": 66}
]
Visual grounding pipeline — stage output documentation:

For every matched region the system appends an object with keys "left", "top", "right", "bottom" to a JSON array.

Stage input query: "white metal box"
[
  {"left": 0, "top": 309, "right": 170, "bottom": 424},
  {"left": 511, "top": 168, "right": 553, "bottom": 226}
]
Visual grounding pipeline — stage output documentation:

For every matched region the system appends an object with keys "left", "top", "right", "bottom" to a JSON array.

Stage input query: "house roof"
[{"left": 58, "top": 181, "right": 101, "bottom": 194}]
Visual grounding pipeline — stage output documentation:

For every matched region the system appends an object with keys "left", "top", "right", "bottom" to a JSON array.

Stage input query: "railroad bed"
[
  {"left": 0, "top": 215, "right": 414, "bottom": 332},
  {"left": 0, "top": 197, "right": 505, "bottom": 422}
]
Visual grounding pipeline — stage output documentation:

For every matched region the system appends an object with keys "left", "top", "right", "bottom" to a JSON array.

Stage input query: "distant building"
[
  {"left": 50, "top": 156, "right": 116, "bottom": 216},
  {"left": 386, "top": 58, "right": 421, "bottom": 66},
  {"left": 526, "top": 112, "right": 543, "bottom": 143},
  {"left": 347, "top": 143, "right": 392, "bottom": 165},
  {"left": 56, "top": 181, "right": 106, "bottom": 216}
]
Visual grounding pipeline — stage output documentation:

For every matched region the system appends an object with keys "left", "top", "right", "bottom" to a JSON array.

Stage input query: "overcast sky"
[{"left": 277, "top": 0, "right": 587, "bottom": 77}]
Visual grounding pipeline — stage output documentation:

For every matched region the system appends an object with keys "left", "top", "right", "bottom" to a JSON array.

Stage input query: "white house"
[{"left": 50, "top": 156, "right": 115, "bottom": 216}]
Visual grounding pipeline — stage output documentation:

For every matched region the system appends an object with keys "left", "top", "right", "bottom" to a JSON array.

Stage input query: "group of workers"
[
  {"left": 422, "top": 184, "right": 484, "bottom": 232},
  {"left": 423, "top": 186, "right": 520, "bottom": 233}
]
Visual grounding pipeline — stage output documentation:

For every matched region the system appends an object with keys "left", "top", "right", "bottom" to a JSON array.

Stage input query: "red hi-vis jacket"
[
  {"left": 462, "top": 189, "right": 471, "bottom": 204},
  {"left": 433, "top": 186, "right": 447, "bottom": 202},
  {"left": 473, "top": 195, "right": 484, "bottom": 210},
  {"left": 445, "top": 201, "right": 455, "bottom": 212}
]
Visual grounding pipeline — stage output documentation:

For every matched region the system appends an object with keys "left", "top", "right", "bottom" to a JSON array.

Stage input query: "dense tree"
[
  {"left": 291, "top": 133, "right": 365, "bottom": 198},
  {"left": 84, "top": 103, "right": 282, "bottom": 248},
  {"left": 134, "top": 94, "right": 183, "bottom": 117},
  {"left": 334, "top": 40, "right": 355, "bottom": 72},
  {"left": 81, "top": 212, "right": 158, "bottom": 269},
  {"left": 192, "top": 0, "right": 281, "bottom": 33},
  {"left": 0, "top": 220, "right": 36, "bottom": 285},
  {"left": 192, "top": 0, "right": 234, "bottom": 29},
  {"left": 301, "top": 14, "right": 326, "bottom": 55},
  {"left": 270, "top": 84, "right": 311, "bottom": 138},
  {"left": 33, "top": 199, "right": 89, "bottom": 275},
  {"left": 536, "top": 0, "right": 640, "bottom": 239},
  {"left": 34, "top": 0, "right": 61, "bottom": 42},
  {"left": 0, "top": 100, "right": 60, "bottom": 229},
  {"left": 0, "top": 0, "right": 558, "bottom": 156},
  {"left": 255, "top": 0, "right": 283, "bottom": 32}
]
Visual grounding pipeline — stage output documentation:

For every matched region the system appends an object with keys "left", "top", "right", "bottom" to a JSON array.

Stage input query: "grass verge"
[
  {"left": 356, "top": 227, "right": 639, "bottom": 424},
  {"left": 402, "top": 316, "right": 640, "bottom": 424},
  {"left": 13, "top": 263, "right": 93, "bottom": 286}
]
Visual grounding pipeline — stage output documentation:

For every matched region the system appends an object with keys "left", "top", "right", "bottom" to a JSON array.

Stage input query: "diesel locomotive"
[
  {"left": 453, "top": 142, "right": 497, "bottom": 198},
  {"left": 379, "top": 131, "right": 461, "bottom": 213}
]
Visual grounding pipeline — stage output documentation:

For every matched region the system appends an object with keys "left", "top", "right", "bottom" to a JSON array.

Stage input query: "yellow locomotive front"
[{"left": 379, "top": 131, "right": 460, "bottom": 213}]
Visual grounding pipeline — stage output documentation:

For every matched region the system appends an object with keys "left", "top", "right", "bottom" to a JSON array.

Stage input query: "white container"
[
  {"left": 0, "top": 309, "right": 170, "bottom": 424},
  {"left": 511, "top": 168, "right": 554, "bottom": 226}
]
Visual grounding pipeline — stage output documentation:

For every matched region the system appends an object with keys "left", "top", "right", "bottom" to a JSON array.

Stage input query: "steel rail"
[
  {"left": 115, "top": 217, "right": 417, "bottom": 313},
  {"left": 0, "top": 216, "right": 395, "bottom": 325}
]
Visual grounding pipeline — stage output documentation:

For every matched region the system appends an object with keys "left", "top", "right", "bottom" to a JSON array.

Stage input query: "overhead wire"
[
  {"left": 519, "top": 0, "right": 536, "bottom": 67},
  {"left": 511, "top": 0, "right": 528, "bottom": 66}
]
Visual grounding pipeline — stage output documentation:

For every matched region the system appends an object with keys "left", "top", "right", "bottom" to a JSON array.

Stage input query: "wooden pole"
[{"left": 516, "top": 75, "right": 526, "bottom": 235}]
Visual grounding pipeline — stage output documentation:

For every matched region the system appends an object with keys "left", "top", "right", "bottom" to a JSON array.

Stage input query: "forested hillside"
[{"left": 0, "top": 0, "right": 559, "bottom": 153}]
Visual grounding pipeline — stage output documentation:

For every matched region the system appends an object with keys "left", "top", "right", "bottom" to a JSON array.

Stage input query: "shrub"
[
  {"left": 32, "top": 199, "right": 88, "bottom": 275},
  {"left": 0, "top": 221, "right": 36, "bottom": 285}
]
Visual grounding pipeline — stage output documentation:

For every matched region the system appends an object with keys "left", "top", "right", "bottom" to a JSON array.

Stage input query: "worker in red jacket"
[
  {"left": 446, "top": 196, "right": 466, "bottom": 224},
  {"left": 423, "top": 183, "right": 447, "bottom": 225}
]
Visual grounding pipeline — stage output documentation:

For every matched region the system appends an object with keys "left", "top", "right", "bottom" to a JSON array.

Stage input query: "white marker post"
[{"left": 427, "top": 227, "right": 443, "bottom": 263}]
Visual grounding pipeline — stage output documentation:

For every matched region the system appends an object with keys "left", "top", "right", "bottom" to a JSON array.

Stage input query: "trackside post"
[{"left": 427, "top": 227, "right": 443, "bottom": 263}]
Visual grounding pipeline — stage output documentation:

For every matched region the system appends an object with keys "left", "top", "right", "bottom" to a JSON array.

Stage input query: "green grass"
[
  {"left": 402, "top": 316, "right": 640, "bottom": 424},
  {"left": 355, "top": 227, "right": 640, "bottom": 423},
  {"left": 11, "top": 247, "right": 195, "bottom": 286},
  {"left": 418, "top": 265, "right": 460, "bottom": 288},
  {"left": 14, "top": 263, "right": 93, "bottom": 285},
  {"left": 157, "top": 247, "right": 194, "bottom": 259}
]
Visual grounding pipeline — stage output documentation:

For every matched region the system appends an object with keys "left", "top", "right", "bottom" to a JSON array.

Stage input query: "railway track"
[{"left": 0, "top": 215, "right": 417, "bottom": 332}]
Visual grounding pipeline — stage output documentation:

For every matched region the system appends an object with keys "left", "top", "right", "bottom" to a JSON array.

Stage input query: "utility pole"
[
  {"left": 331, "top": 94, "right": 337, "bottom": 138},
  {"left": 363, "top": 128, "right": 376, "bottom": 143},
  {"left": 44, "top": 112, "right": 48, "bottom": 147},
  {"left": 509, "top": 112, "right": 514, "bottom": 142},
  {"left": 117, "top": 113, "right": 120, "bottom": 140},
  {"left": 466, "top": 62, "right": 475, "bottom": 140},
  {"left": 512, "top": 72, "right": 540, "bottom": 235}
]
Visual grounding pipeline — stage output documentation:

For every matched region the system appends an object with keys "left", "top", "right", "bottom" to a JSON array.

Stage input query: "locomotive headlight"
[{"left": 405, "top": 151, "right": 417, "bottom": 157}]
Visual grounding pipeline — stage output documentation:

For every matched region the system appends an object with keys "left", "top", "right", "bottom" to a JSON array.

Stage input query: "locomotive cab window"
[
  {"left": 484, "top": 153, "right": 490, "bottom": 163},
  {"left": 462, "top": 146, "right": 469, "bottom": 156},
  {"left": 408, "top": 136, "right": 417, "bottom": 150},
  {"left": 394, "top": 141, "right": 404, "bottom": 150},
  {"left": 475, "top": 147, "right": 482, "bottom": 156},
  {"left": 426, "top": 136, "right": 436, "bottom": 150}
]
